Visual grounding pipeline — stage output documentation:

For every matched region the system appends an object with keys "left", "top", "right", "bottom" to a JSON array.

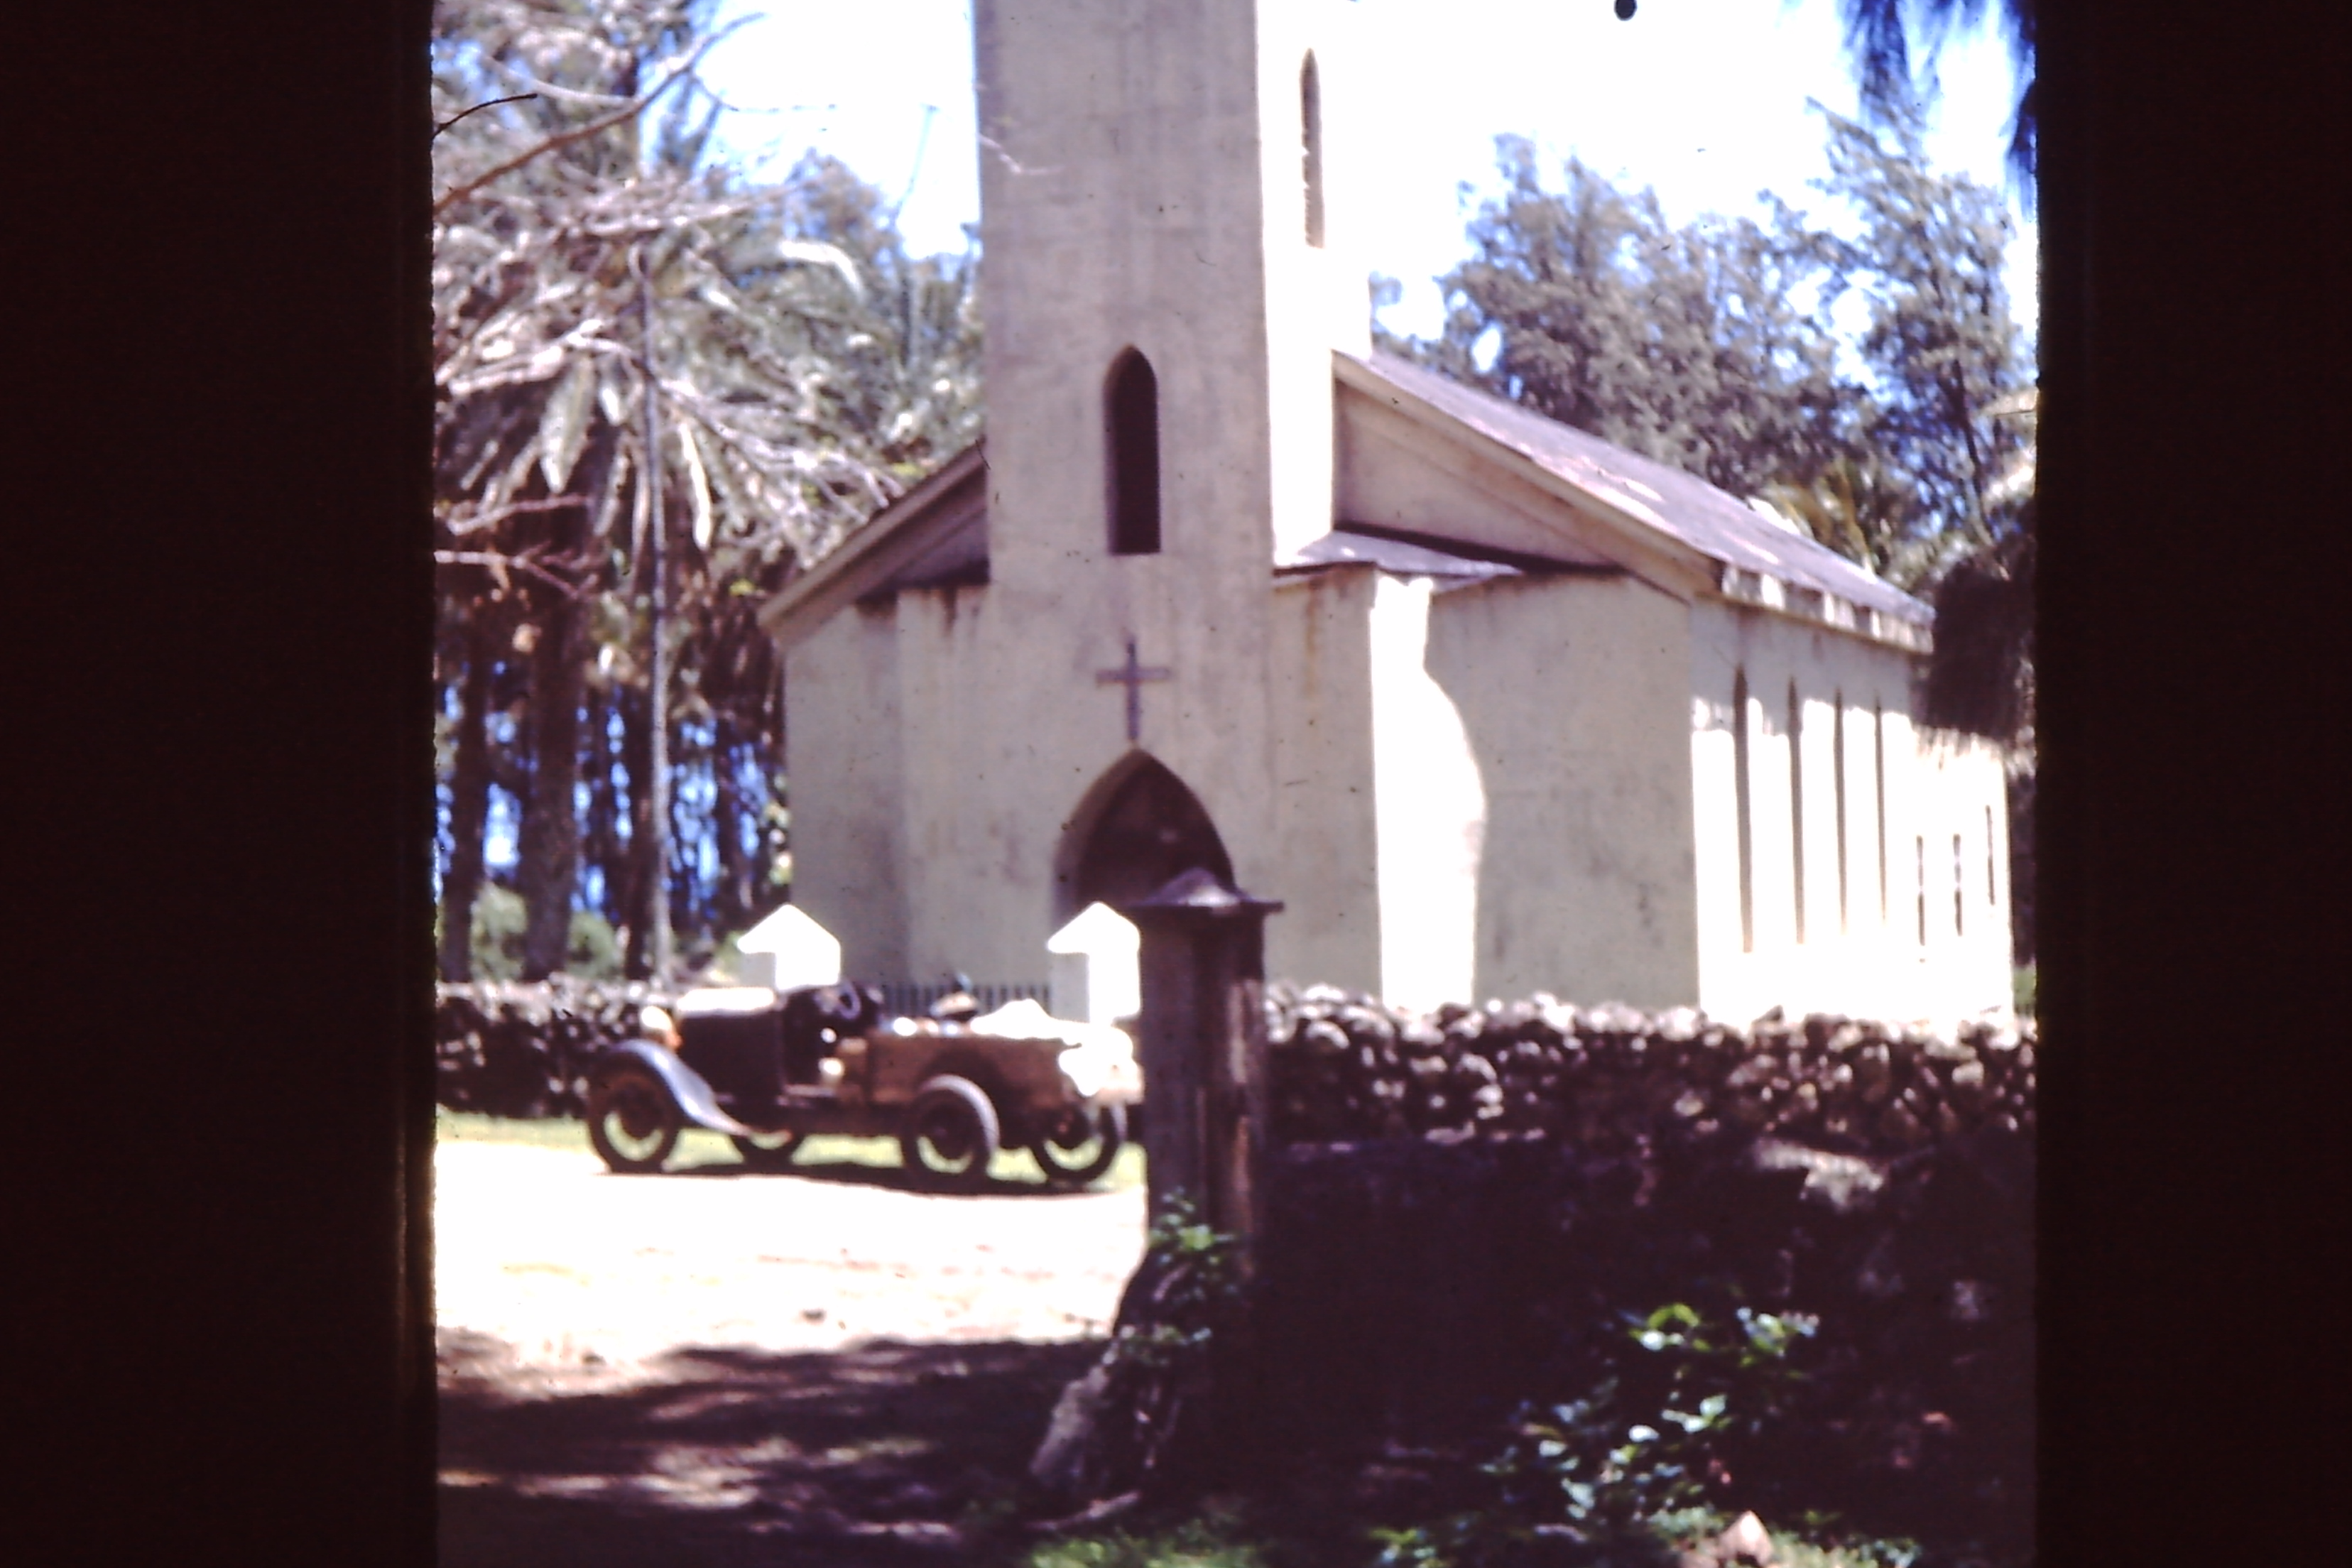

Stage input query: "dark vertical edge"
[
  {"left": 393, "top": 0, "right": 441, "bottom": 1558},
  {"left": 2035, "top": 0, "right": 2347, "bottom": 1562},
  {"left": 14, "top": 2, "right": 437, "bottom": 1562}
]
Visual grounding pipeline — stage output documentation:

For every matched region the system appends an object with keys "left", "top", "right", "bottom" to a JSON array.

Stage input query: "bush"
[
  {"left": 433, "top": 975, "right": 675, "bottom": 1118},
  {"left": 566, "top": 909, "right": 622, "bottom": 979},
  {"left": 467, "top": 882, "right": 527, "bottom": 978}
]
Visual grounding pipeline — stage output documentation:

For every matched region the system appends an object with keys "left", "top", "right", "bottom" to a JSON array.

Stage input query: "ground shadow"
[
  {"left": 652, "top": 1156, "right": 1112, "bottom": 1199},
  {"left": 439, "top": 1334, "right": 1101, "bottom": 1567}
]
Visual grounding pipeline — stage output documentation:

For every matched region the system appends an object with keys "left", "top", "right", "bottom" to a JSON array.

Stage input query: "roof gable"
[
  {"left": 1341, "top": 352, "right": 1931, "bottom": 648},
  {"left": 763, "top": 359, "right": 1934, "bottom": 655},
  {"left": 756, "top": 440, "right": 988, "bottom": 649}
]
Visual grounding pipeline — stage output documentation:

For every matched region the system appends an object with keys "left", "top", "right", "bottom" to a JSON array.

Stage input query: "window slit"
[
  {"left": 1832, "top": 695, "right": 1849, "bottom": 935},
  {"left": 1787, "top": 681, "right": 1805, "bottom": 944},
  {"left": 1874, "top": 702, "right": 1889, "bottom": 925},
  {"left": 1301, "top": 53, "right": 1325, "bottom": 248},
  {"left": 1954, "top": 832, "right": 1966, "bottom": 937},
  {"left": 1733, "top": 671, "right": 1753, "bottom": 953},
  {"left": 1105, "top": 349, "right": 1161, "bottom": 555}
]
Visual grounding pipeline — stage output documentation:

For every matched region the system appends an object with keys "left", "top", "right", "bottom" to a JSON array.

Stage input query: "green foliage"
[
  {"left": 431, "top": 0, "right": 984, "bottom": 969},
  {"left": 1812, "top": 99, "right": 2030, "bottom": 580},
  {"left": 1427, "top": 143, "right": 1847, "bottom": 506},
  {"left": 450, "top": 886, "right": 624, "bottom": 980},
  {"left": 1027, "top": 1515, "right": 1269, "bottom": 1568},
  {"left": 1108, "top": 1194, "right": 1248, "bottom": 1377},
  {"left": 467, "top": 882, "right": 528, "bottom": 978},
  {"left": 1420, "top": 107, "right": 2028, "bottom": 606},
  {"left": 1485, "top": 1303, "right": 1817, "bottom": 1534},
  {"left": 565, "top": 909, "right": 622, "bottom": 979}
]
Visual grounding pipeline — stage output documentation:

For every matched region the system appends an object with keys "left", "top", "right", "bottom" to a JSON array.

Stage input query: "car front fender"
[{"left": 596, "top": 1038, "right": 757, "bottom": 1137}]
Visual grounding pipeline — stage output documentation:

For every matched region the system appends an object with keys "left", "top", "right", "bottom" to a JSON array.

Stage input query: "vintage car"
[{"left": 582, "top": 983, "right": 1140, "bottom": 1189}]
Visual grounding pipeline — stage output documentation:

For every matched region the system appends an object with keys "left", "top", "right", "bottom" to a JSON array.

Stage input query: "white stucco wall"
[
  {"left": 780, "top": 1, "right": 1371, "bottom": 989},
  {"left": 1266, "top": 567, "right": 1383, "bottom": 993},
  {"left": 782, "top": 600, "right": 910, "bottom": 979},
  {"left": 1687, "top": 599, "right": 2013, "bottom": 1027},
  {"left": 1425, "top": 571, "right": 1701, "bottom": 1009},
  {"left": 1366, "top": 574, "right": 1487, "bottom": 1012}
]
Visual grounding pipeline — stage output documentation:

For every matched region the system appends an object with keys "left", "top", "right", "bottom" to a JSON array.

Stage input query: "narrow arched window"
[
  {"left": 1301, "top": 53, "right": 1326, "bottom": 249},
  {"left": 1105, "top": 349, "right": 1161, "bottom": 555},
  {"left": 1986, "top": 804, "right": 1998, "bottom": 905},
  {"left": 1787, "top": 680, "right": 1807, "bottom": 945},
  {"left": 1733, "top": 671, "right": 1754, "bottom": 953},
  {"left": 1916, "top": 835, "right": 1929, "bottom": 945},
  {"left": 1954, "top": 832, "right": 1967, "bottom": 937}
]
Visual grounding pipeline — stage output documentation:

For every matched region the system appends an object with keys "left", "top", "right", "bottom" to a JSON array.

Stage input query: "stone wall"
[
  {"left": 434, "top": 979, "right": 673, "bottom": 1119},
  {"left": 1265, "top": 983, "right": 2032, "bottom": 1151},
  {"left": 1248, "top": 984, "right": 2035, "bottom": 1552}
]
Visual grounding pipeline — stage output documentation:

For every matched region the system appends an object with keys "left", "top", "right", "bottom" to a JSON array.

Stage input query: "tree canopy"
[
  {"left": 1398, "top": 96, "right": 2033, "bottom": 751},
  {"left": 431, "top": 0, "right": 981, "bottom": 981}
]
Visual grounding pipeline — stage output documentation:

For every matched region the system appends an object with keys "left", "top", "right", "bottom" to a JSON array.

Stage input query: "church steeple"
[{"left": 974, "top": 0, "right": 1363, "bottom": 580}]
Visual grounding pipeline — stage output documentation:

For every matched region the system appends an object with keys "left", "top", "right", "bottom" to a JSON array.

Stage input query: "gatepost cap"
[{"left": 1119, "top": 866, "right": 1284, "bottom": 920}]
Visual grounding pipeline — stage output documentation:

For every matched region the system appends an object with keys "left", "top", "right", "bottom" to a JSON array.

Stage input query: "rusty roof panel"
[{"left": 1349, "top": 352, "right": 1932, "bottom": 626}]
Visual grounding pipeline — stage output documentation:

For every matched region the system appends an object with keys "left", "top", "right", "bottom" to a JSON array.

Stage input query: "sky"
[{"left": 696, "top": 0, "right": 2037, "bottom": 344}]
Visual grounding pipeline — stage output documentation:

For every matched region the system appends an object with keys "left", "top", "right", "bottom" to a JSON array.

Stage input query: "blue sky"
[{"left": 696, "top": 0, "right": 2036, "bottom": 343}]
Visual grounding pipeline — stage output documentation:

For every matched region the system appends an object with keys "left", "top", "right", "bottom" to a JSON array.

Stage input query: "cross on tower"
[{"left": 1094, "top": 637, "right": 1172, "bottom": 743}]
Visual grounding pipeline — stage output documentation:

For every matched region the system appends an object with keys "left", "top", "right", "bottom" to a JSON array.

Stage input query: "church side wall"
[
  {"left": 1424, "top": 572, "right": 1700, "bottom": 1010},
  {"left": 782, "top": 601, "right": 911, "bottom": 981},
  {"left": 886, "top": 582, "right": 1063, "bottom": 989},
  {"left": 1267, "top": 570, "right": 1384, "bottom": 994},
  {"left": 1366, "top": 575, "right": 1488, "bottom": 1012},
  {"left": 1687, "top": 600, "right": 2013, "bottom": 1026}
]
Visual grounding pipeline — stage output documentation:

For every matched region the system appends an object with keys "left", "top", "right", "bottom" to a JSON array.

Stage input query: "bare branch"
[
  {"left": 432, "top": 94, "right": 540, "bottom": 143},
  {"left": 437, "top": 494, "right": 589, "bottom": 537},
  {"left": 435, "top": 550, "right": 587, "bottom": 598},
  {"left": 432, "top": 18, "right": 751, "bottom": 217}
]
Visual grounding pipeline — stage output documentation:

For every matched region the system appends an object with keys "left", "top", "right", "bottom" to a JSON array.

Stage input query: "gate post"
[{"left": 1120, "top": 867, "right": 1283, "bottom": 1270}]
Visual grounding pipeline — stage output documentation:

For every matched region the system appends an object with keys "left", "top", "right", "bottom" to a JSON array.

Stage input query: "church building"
[{"left": 758, "top": 0, "right": 2015, "bottom": 1026}]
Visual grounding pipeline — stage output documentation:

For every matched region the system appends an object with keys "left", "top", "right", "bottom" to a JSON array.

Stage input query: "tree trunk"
[
  {"left": 579, "top": 687, "right": 622, "bottom": 929},
  {"left": 517, "top": 592, "right": 584, "bottom": 981},
  {"left": 618, "top": 679, "right": 654, "bottom": 979},
  {"left": 437, "top": 608, "right": 498, "bottom": 981},
  {"left": 712, "top": 719, "right": 758, "bottom": 936}
]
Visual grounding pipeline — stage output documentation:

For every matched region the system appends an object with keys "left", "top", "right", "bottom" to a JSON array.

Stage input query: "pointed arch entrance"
[{"left": 1055, "top": 753, "right": 1234, "bottom": 922}]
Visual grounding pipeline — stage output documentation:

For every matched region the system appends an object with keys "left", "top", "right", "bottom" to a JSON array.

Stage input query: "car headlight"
[{"left": 639, "top": 1005, "right": 680, "bottom": 1048}]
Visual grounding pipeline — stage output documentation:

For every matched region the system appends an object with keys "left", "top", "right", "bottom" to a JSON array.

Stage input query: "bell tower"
[
  {"left": 883, "top": 0, "right": 1366, "bottom": 986},
  {"left": 972, "top": 0, "right": 1365, "bottom": 591}
]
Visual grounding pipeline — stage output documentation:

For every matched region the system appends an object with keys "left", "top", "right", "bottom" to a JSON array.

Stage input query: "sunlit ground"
[
  {"left": 435, "top": 1109, "right": 1148, "bottom": 1565},
  {"left": 434, "top": 1106, "right": 1148, "bottom": 1189}
]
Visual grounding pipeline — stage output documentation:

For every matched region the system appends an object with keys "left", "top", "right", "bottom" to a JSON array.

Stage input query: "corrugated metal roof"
[
  {"left": 1349, "top": 351, "right": 1931, "bottom": 627},
  {"left": 1280, "top": 529, "right": 1523, "bottom": 582}
]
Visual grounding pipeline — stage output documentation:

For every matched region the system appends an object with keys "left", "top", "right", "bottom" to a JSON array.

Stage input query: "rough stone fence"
[
  {"left": 434, "top": 978, "right": 675, "bottom": 1120},
  {"left": 1241, "top": 984, "right": 2037, "bottom": 1554}
]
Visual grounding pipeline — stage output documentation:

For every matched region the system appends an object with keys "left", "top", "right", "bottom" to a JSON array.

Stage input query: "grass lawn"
[{"left": 434, "top": 1106, "right": 1148, "bottom": 1190}]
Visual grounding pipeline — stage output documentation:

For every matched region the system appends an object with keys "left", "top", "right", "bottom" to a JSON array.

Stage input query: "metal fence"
[{"left": 876, "top": 979, "right": 1050, "bottom": 1020}]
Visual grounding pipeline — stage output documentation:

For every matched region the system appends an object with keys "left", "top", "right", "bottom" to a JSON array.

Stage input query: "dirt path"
[{"left": 436, "top": 1139, "right": 1146, "bottom": 1564}]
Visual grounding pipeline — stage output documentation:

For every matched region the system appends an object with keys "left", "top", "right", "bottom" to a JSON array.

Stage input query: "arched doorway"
[{"left": 1057, "top": 755, "right": 1234, "bottom": 920}]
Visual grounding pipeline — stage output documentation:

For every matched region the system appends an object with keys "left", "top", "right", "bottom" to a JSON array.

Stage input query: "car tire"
[
  {"left": 729, "top": 1130, "right": 802, "bottom": 1171},
  {"left": 1029, "top": 1102, "right": 1126, "bottom": 1187},
  {"left": 585, "top": 1064, "right": 681, "bottom": 1174},
  {"left": 899, "top": 1075, "right": 1001, "bottom": 1192}
]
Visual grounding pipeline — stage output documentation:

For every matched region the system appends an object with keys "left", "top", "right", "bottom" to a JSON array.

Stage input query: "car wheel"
[
  {"left": 730, "top": 1130, "right": 802, "bottom": 1171},
  {"left": 585, "top": 1065, "right": 681, "bottom": 1173},
  {"left": 899, "top": 1075, "right": 1001, "bottom": 1192},
  {"left": 1029, "top": 1102, "right": 1126, "bottom": 1187}
]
